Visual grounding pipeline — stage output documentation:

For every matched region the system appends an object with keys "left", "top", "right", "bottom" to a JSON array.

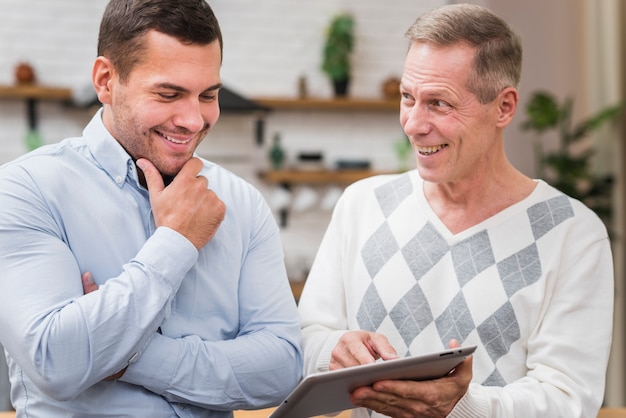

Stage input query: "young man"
[
  {"left": 0, "top": 1, "right": 301, "bottom": 416},
  {"left": 298, "top": 4, "right": 613, "bottom": 417}
]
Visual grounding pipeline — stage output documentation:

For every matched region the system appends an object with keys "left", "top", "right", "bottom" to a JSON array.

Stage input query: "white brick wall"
[
  {"left": 0, "top": 0, "right": 446, "bottom": 273},
  {"left": 212, "top": 0, "right": 442, "bottom": 98}
]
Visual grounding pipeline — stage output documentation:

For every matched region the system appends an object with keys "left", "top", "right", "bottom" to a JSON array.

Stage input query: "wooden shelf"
[
  {"left": 0, "top": 84, "right": 74, "bottom": 131},
  {"left": 0, "top": 84, "right": 72, "bottom": 101},
  {"left": 253, "top": 96, "right": 399, "bottom": 112},
  {"left": 259, "top": 169, "right": 395, "bottom": 186}
]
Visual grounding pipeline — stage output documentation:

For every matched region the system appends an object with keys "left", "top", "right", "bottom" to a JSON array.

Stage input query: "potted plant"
[
  {"left": 520, "top": 91, "right": 623, "bottom": 227},
  {"left": 321, "top": 13, "right": 354, "bottom": 97}
]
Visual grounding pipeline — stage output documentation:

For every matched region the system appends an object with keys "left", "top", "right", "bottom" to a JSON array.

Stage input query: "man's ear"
[
  {"left": 92, "top": 56, "right": 115, "bottom": 105},
  {"left": 495, "top": 87, "right": 518, "bottom": 128}
]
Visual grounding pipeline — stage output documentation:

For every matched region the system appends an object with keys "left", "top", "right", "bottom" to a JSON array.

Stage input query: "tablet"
[{"left": 269, "top": 345, "right": 476, "bottom": 418}]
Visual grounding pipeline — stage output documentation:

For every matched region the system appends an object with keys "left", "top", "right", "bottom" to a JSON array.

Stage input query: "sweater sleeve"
[
  {"left": 449, "top": 234, "right": 613, "bottom": 418},
  {"left": 299, "top": 191, "right": 352, "bottom": 375}
]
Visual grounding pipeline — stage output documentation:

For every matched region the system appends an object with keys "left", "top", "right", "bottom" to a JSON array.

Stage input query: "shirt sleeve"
[
  {"left": 0, "top": 163, "right": 194, "bottom": 401},
  {"left": 119, "top": 196, "right": 303, "bottom": 410},
  {"left": 0, "top": 187, "right": 196, "bottom": 403}
]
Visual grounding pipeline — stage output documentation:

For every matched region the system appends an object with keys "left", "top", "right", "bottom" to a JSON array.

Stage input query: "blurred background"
[{"left": 0, "top": 0, "right": 624, "bottom": 410}]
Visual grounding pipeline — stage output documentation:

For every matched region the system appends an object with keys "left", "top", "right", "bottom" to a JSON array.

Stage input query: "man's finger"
[
  {"left": 175, "top": 157, "right": 204, "bottom": 182},
  {"left": 81, "top": 271, "right": 99, "bottom": 294},
  {"left": 136, "top": 158, "right": 164, "bottom": 193}
]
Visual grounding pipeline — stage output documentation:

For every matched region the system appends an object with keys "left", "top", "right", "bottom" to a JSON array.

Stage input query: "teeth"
[
  {"left": 162, "top": 133, "right": 192, "bottom": 145},
  {"left": 418, "top": 144, "right": 446, "bottom": 155}
]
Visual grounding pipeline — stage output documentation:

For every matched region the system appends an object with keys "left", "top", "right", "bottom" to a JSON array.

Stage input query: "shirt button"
[
  {"left": 178, "top": 404, "right": 185, "bottom": 410},
  {"left": 128, "top": 352, "right": 139, "bottom": 364},
  {"left": 115, "top": 175, "right": 123, "bottom": 184}
]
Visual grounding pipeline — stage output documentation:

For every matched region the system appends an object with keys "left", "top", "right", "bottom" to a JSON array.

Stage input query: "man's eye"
[
  {"left": 158, "top": 93, "right": 178, "bottom": 100},
  {"left": 432, "top": 100, "right": 450, "bottom": 108},
  {"left": 200, "top": 94, "right": 217, "bottom": 102}
]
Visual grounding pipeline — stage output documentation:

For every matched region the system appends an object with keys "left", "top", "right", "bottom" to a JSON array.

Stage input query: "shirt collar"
[{"left": 83, "top": 108, "right": 139, "bottom": 188}]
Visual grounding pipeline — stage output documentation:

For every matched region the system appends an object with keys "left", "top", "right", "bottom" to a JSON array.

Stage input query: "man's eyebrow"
[
  {"left": 155, "top": 83, "right": 223, "bottom": 93},
  {"left": 206, "top": 83, "right": 222, "bottom": 92}
]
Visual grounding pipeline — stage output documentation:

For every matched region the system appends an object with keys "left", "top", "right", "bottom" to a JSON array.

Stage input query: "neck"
[{"left": 424, "top": 167, "right": 536, "bottom": 234}]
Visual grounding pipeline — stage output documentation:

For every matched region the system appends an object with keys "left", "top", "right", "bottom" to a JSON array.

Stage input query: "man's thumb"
[{"left": 136, "top": 158, "right": 164, "bottom": 192}]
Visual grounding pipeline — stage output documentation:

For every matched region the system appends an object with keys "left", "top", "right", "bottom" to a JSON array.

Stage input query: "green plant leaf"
[
  {"left": 520, "top": 91, "right": 561, "bottom": 133},
  {"left": 570, "top": 103, "right": 624, "bottom": 141},
  {"left": 321, "top": 13, "right": 355, "bottom": 81}
]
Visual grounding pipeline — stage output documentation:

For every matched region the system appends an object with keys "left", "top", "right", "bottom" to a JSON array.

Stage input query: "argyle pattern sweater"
[{"left": 299, "top": 171, "right": 613, "bottom": 418}]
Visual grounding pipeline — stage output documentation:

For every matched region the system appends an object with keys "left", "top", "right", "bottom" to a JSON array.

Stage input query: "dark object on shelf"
[
  {"left": 298, "top": 152, "right": 323, "bottom": 162},
  {"left": 333, "top": 79, "right": 350, "bottom": 97},
  {"left": 297, "top": 152, "right": 324, "bottom": 170},
  {"left": 219, "top": 86, "right": 269, "bottom": 114},
  {"left": 336, "top": 159, "right": 370, "bottom": 170}
]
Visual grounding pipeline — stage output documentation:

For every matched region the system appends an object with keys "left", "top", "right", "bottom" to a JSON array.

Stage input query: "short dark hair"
[
  {"left": 405, "top": 4, "right": 522, "bottom": 104},
  {"left": 98, "top": 0, "right": 223, "bottom": 82}
]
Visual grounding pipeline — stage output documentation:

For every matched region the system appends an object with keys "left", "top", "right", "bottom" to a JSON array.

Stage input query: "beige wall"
[{"left": 475, "top": 0, "right": 625, "bottom": 406}]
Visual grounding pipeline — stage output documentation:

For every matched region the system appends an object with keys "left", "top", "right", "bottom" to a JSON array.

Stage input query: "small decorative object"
[
  {"left": 335, "top": 159, "right": 370, "bottom": 170},
  {"left": 298, "top": 75, "right": 308, "bottom": 99},
  {"left": 269, "top": 133, "right": 286, "bottom": 170},
  {"left": 321, "top": 12, "right": 354, "bottom": 97},
  {"left": 382, "top": 77, "right": 401, "bottom": 100},
  {"left": 15, "top": 62, "right": 36, "bottom": 85}
]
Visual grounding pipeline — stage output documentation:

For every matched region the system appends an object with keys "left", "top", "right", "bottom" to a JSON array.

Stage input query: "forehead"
[
  {"left": 402, "top": 42, "right": 475, "bottom": 92},
  {"left": 130, "top": 30, "right": 222, "bottom": 86},
  {"left": 141, "top": 29, "right": 221, "bottom": 62}
]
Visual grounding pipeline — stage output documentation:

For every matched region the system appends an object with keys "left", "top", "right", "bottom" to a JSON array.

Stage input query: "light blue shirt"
[{"left": 0, "top": 110, "right": 302, "bottom": 417}]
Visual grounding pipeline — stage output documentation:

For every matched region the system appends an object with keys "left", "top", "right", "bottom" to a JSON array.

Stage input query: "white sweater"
[{"left": 299, "top": 171, "right": 613, "bottom": 418}]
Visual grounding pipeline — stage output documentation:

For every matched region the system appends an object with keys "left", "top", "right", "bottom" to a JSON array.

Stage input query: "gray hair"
[{"left": 405, "top": 4, "right": 522, "bottom": 103}]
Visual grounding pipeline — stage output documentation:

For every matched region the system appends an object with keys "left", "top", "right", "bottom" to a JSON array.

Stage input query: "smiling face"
[
  {"left": 399, "top": 41, "right": 506, "bottom": 187},
  {"left": 94, "top": 30, "right": 222, "bottom": 178}
]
